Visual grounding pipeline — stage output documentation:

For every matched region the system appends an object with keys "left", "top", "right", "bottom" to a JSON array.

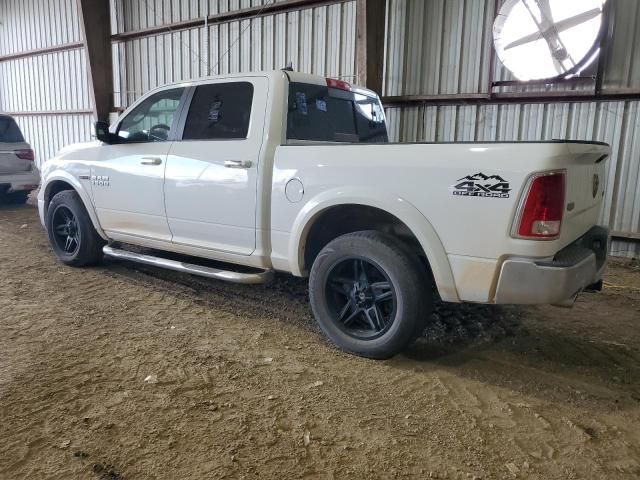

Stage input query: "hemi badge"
[{"left": 79, "top": 175, "right": 90, "bottom": 180}]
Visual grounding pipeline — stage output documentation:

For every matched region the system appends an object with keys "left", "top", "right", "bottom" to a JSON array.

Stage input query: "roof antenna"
[{"left": 283, "top": 61, "right": 294, "bottom": 72}]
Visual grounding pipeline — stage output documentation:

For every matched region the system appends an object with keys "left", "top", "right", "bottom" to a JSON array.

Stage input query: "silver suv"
[{"left": 0, "top": 114, "right": 39, "bottom": 204}]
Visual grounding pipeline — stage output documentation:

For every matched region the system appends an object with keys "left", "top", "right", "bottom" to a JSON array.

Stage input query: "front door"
[
  {"left": 164, "top": 78, "right": 268, "bottom": 255},
  {"left": 91, "top": 87, "right": 187, "bottom": 241}
]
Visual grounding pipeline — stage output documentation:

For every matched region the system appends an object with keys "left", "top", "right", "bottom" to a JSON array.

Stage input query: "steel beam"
[
  {"left": 356, "top": 0, "right": 386, "bottom": 94},
  {"left": 77, "top": 0, "right": 114, "bottom": 122},
  {"left": 5, "top": 110, "right": 94, "bottom": 116},
  {"left": 611, "top": 231, "right": 640, "bottom": 242},
  {"left": 382, "top": 91, "right": 640, "bottom": 107},
  {"left": 0, "top": 42, "right": 84, "bottom": 62},
  {"left": 111, "top": 0, "right": 349, "bottom": 42}
]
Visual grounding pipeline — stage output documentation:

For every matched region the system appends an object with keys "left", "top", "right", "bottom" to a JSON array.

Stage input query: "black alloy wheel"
[
  {"left": 325, "top": 257, "right": 397, "bottom": 340},
  {"left": 46, "top": 190, "right": 104, "bottom": 267},
  {"left": 51, "top": 205, "right": 81, "bottom": 255},
  {"left": 309, "top": 231, "right": 432, "bottom": 359}
]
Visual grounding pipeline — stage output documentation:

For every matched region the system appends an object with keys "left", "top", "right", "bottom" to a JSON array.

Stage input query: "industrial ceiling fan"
[{"left": 493, "top": 0, "right": 606, "bottom": 81}]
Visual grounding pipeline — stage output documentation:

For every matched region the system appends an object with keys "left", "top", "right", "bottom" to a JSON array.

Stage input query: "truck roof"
[{"left": 155, "top": 69, "right": 378, "bottom": 98}]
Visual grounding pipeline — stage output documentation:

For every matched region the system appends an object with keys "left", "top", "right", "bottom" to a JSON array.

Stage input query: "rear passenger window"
[
  {"left": 0, "top": 116, "right": 25, "bottom": 143},
  {"left": 183, "top": 82, "right": 254, "bottom": 140},
  {"left": 286, "top": 82, "right": 388, "bottom": 143}
]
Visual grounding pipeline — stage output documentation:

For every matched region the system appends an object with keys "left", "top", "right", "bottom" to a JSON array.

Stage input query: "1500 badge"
[{"left": 451, "top": 172, "right": 510, "bottom": 198}]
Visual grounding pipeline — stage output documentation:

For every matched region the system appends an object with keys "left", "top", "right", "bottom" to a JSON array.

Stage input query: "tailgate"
[
  {"left": 560, "top": 143, "right": 609, "bottom": 244},
  {"left": 0, "top": 142, "right": 32, "bottom": 174}
]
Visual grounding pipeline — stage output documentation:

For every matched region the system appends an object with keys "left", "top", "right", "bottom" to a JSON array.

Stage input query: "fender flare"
[
  {"left": 288, "top": 187, "right": 460, "bottom": 302},
  {"left": 41, "top": 172, "right": 108, "bottom": 240}
]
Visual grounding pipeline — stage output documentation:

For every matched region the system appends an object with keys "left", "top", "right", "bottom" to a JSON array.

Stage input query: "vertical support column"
[
  {"left": 356, "top": 0, "right": 387, "bottom": 95},
  {"left": 77, "top": 0, "right": 114, "bottom": 122}
]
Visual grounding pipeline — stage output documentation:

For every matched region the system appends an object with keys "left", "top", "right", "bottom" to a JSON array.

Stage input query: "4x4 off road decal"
[{"left": 451, "top": 173, "right": 511, "bottom": 198}]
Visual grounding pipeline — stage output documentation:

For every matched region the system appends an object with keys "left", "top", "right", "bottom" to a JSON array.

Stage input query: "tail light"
[
  {"left": 514, "top": 171, "right": 565, "bottom": 239},
  {"left": 15, "top": 149, "right": 35, "bottom": 161},
  {"left": 326, "top": 78, "right": 351, "bottom": 91}
]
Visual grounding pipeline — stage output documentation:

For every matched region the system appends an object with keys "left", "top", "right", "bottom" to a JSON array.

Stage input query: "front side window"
[
  {"left": 0, "top": 116, "right": 25, "bottom": 143},
  {"left": 117, "top": 88, "right": 184, "bottom": 143},
  {"left": 287, "top": 82, "right": 388, "bottom": 143},
  {"left": 182, "top": 82, "right": 254, "bottom": 140}
]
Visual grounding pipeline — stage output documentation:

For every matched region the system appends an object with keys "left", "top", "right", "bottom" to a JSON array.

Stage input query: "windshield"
[
  {"left": 286, "top": 82, "right": 388, "bottom": 143},
  {"left": 0, "top": 116, "right": 25, "bottom": 143}
]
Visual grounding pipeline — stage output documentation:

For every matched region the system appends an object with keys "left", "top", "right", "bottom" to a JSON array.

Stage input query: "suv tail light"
[
  {"left": 326, "top": 78, "right": 351, "bottom": 91},
  {"left": 515, "top": 171, "right": 565, "bottom": 239},
  {"left": 15, "top": 148, "right": 35, "bottom": 161}
]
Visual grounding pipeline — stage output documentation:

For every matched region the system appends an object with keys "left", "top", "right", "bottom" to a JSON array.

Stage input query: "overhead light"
[{"left": 493, "top": 0, "right": 605, "bottom": 81}]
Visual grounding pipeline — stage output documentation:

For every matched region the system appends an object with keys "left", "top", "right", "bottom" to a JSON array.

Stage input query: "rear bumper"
[
  {"left": 0, "top": 170, "right": 40, "bottom": 192},
  {"left": 494, "top": 226, "right": 609, "bottom": 305}
]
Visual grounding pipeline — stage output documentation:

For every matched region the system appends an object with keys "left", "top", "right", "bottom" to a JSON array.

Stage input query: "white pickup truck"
[{"left": 38, "top": 70, "right": 609, "bottom": 358}]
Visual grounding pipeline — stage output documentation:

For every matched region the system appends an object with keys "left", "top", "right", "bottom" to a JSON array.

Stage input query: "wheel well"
[
  {"left": 303, "top": 205, "right": 430, "bottom": 274},
  {"left": 44, "top": 180, "right": 75, "bottom": 212}
]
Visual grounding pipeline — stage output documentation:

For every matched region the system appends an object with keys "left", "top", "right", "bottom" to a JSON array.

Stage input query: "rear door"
[
  {"left": 0, "top": 116, "right": 31, "bottom": 174},
  {"left": 91, "top": 87, "right": 187, "bottom": 241},
  {"left": 163, "top": 78, "right": 268, "bottom": 255}
]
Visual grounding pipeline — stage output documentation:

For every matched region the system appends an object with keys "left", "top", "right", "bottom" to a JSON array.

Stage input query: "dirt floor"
[{"left": 1, "top": 203, "right": 639, "bottom": 480}]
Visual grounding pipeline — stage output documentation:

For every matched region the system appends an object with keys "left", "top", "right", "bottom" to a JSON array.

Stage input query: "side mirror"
[{"left": 94, "top": 121, "right": 115, "bottom": 144}]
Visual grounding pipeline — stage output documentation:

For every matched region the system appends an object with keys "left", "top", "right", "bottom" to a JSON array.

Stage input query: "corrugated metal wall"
[
  {"left": 111, "top": 0, "right": 356, "bottom": 108},
  {"left": 0, "top": 0, "right": 82, "bottom": 55},
  {"left": 0, "top": 0, "right": 93, "bottom": 166},
  {"left": 385, "top": 0, "right": 640, "bottom": 257}
]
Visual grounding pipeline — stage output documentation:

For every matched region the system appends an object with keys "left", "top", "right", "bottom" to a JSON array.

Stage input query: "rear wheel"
[
  {"left": 309, "top": 231, "right": 431, "bottom": 359},
  {"left": 6, "top": 191, "right": 30, "bottom": 204},
  {"left": 46, "top": 190, "right": 104, "bottom": 267}
]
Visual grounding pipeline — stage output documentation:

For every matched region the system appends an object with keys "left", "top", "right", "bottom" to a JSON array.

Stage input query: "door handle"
[
  {"left": 141, "top": 157, "right": 162, "bottom": 165},
  {"left": 224, "top": 160, "right": 252, "bottom": 169}
]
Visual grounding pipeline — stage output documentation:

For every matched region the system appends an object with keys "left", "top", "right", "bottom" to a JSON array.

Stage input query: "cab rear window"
[
  {"left": 0, "top": 116, "right": 25, "bottom": 143},
  {"left": 286, "top": 82, "right": 388, "bottom": 143}
]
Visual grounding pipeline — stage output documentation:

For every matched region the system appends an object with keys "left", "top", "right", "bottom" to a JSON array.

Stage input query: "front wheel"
[
  {"left": 46, "top": 190, "right": 105, "bottom": 267},
  {"left": 309, "top": 231, "right": 431, "bottom": 359}
]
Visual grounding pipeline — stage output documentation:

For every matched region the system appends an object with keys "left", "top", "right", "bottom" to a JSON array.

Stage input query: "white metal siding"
[
  {"left": 112, "top": 0, "right": 309, "bottom": 34},
  {"left": 0, "top": 49, "right": 91, "bottom": 112},
  {"left": 112, "top": 1, "right": 356, "bottom": 107},
  {"left": 0, "top": 0, "right": 92, "bottom": 167},
  {"left": 0, "top": 0, "right": 82, "bottom": 56}
]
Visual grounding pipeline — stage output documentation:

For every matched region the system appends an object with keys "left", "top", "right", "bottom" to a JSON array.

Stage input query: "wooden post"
[
  {"left": 356, "top": 0, "right": 387, "bottom": 95},
  {"left": 77, "top": 0, "right": 114, "bottom": 122}
]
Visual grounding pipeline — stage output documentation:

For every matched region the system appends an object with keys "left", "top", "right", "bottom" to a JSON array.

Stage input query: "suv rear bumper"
[
  {"left": 494, "top": 226, "right": 609, "bottom": 305},
  {"left": 0, "top": 170, "right": 40, "bottom": 192}
]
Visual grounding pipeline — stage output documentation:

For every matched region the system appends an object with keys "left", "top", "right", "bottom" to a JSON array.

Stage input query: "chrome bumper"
[{"left": 494, "top": 226, "right": 609, "bottom": 305}]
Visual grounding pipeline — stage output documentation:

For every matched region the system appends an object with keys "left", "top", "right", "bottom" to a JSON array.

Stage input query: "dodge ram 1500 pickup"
[{"left": 38, "top": 70, "right": 609, "bottom": 358}]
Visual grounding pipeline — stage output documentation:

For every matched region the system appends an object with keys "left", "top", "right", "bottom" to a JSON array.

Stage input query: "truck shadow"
[{"left": 400, "top": 300, "right": 640, "bottom": 411}]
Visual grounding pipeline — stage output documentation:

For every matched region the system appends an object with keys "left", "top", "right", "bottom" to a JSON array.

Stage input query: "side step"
[{"left": 103, "top": 245, "right": 273, "bottom": 284}]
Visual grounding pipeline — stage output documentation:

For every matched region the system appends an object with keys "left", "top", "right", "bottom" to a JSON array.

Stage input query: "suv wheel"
[
  {"left": 309, "top": 231, "right": 431, "bottom": 359},
  {"left": 5, "top": 191, "right": 30, "bottom": 204},
  {"left": 46, "top": 190, "right": 105, "bottom": 267}
]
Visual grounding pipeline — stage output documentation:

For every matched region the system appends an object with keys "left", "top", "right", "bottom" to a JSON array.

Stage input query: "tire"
[
  {"left": 308, "top": 231, "right": 432, "bottom": 359},
  {"left": 46, "top": 190, "right": 105, "bottom": 267},
  {"left": 5, "top": 190, "right": 30, "bottom": 204}
]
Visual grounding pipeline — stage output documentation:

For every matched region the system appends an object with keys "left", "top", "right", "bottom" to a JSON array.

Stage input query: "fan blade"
[
  {"left": 553, "top": 8, "right": 602, "bottom": 33},
  {"left": 504, "top": 30, "right": 544, "bottom": 50}
]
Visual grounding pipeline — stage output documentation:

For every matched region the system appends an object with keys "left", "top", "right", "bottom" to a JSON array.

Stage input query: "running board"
[{"left": 103, "top": 245, "right": 273, "bottom": 284}]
